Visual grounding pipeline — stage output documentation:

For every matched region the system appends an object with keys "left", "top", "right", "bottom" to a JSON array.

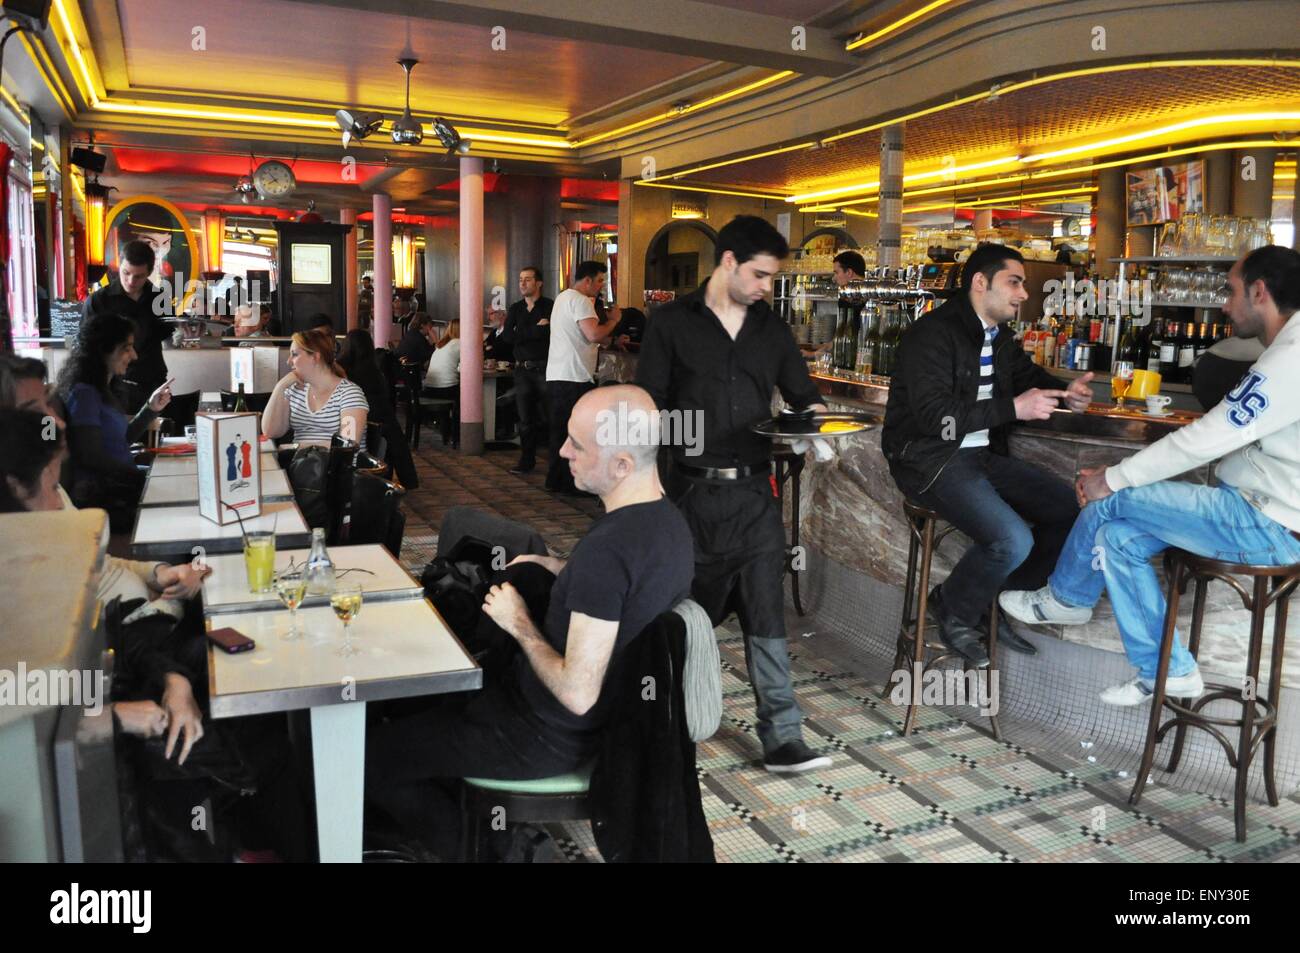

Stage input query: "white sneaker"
[
  {"left": 1099, "top": 669, "right": 1204, "bottom": 707},
  {"left": 999, "top": 586, "right": 1093, "bottom": 626}
]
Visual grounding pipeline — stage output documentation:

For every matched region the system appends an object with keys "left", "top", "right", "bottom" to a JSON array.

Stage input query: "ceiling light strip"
[
  {"left": 790, "top": 118, "right": 1300, "bottom": 206},
  {"left": 51, "top": 0, "right": 100, "bottom": 107},
  {"left": 634, "top": 180, "right": 788, "bottom": 201},
  {"left": 15, "top": 29, "right": 75, "bottom": 115},
  {"left": 846, "top": 0, "right": 959, "bottom": 51},
  {"left": 652, "top": 58, "right": 1300, "bottom": 185},
  {"left": 571, "top": 71, "right": 795, "bottom": 148}
]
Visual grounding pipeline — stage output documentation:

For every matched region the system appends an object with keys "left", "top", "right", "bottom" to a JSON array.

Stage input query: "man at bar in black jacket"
[{"left": 881, "top": 244, "right": 1093, "bottom": 664}]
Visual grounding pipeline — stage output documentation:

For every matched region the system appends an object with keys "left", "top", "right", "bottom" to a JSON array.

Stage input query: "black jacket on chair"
[
  {"left": 880, "top": 294, "right": 1066, "bottom": 499},
  {"left": 590, "top": 611, "right": 714, "bottom": 863}
]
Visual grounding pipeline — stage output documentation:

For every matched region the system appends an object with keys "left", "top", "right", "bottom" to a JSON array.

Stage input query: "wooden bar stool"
[
  {"left": 1129, "top": 548, "right": 1300, "bottom": 842},
  {"left": 892, "top": 499, "right": 1002, "bottom": 740}
]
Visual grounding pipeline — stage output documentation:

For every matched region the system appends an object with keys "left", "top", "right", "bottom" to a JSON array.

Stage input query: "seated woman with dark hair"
[
  {"left": 396, "top": 314, "right": 437, "bottom": 367},
  {"left": 57, "top": 312, "right": 174, "bottom": 531},
  {"left": 338, "top": 329, "right": 421, "bottom": 485}
]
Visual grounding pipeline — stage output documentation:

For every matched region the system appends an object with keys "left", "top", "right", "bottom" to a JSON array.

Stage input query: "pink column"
[
  {"left": 459, "top": 156, "right": 485, "bottom": 454},
  {"left": 372, "top": 193, "right": 394, "bottom": 347},
  {"left": 341, "top": 207, "right": 358, "bottom": 331}
]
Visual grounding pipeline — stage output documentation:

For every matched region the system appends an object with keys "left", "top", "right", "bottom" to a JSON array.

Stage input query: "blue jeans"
[
  {"left": 912, "top": 448, "right": 1080, "bottom": 626},
  {"left": 1049, "top": 482, "right": 1300, "bottom": 681}
]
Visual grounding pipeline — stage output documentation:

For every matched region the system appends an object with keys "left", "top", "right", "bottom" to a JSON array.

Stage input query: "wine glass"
[
  {"left": 274, "top": 570, "right": 307, "bottom": 640},
  {"left": 1111, "top": 360, "right": 1135, "bottom": 409},
  {"left": 331, "top": 582, "right": 364, "bottom": 657}
]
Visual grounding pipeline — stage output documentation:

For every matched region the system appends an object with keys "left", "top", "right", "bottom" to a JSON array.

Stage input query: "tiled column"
[{"left": 878, "top": 125, "right": 904, "bottom": 269}]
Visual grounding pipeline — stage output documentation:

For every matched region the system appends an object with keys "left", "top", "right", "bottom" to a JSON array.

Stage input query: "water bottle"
[{"left": 304, "top": 528, "right": 336, "bottom": 595}]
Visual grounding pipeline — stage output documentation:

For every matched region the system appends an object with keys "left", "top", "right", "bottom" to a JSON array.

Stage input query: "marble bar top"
[{"left": 810, "top": 370, "right": 1201, "bottom": 445}]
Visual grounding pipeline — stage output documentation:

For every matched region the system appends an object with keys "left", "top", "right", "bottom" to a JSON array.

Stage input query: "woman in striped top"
[{"left": 263, "top": 327, "right": 369, "bottom": 448}]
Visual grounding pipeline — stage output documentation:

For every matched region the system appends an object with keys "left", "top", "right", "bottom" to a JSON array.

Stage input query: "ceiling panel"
[
  {"left": 681, "top": 65, "right": 1300, "bottom": 194},
  {"left": 116, "top": 0, "right": 713, "bottom": 126}
]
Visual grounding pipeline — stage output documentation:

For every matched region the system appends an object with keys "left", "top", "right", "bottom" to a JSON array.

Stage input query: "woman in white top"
[
  {"left": 423, "top": 319, "right": 461, "bottom": 396},
  {"left": 264, "top": 326, "right": 369, "bottom": 448}
]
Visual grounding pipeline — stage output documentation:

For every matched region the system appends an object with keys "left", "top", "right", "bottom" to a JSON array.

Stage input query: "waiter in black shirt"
[
  {"left": 503, "top": 266, "right": 553, "bottom": 474},
  {"left": 83, "top": 239, "right": 171, "bottom": 411},
  {"left": 638, "top": 215, "right": 832, "bottom": 775}
]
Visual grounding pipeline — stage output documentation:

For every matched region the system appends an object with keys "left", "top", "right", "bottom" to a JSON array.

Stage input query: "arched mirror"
[{"left": 644, "top": 220, "right": 717, "bottom": 297}]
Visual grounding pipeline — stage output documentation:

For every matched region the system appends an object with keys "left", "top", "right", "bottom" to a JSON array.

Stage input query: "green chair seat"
[{"left": 464, "top": 763, "right": 593, "bottom": 795}]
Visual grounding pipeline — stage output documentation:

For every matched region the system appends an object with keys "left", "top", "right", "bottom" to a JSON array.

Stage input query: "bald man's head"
[{"left": 563, "top": 385, "right": 662, "bottom": 496}]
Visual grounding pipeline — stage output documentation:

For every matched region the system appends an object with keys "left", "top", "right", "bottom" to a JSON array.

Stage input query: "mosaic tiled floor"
[{"left": 395, "top": 433, "right": 1300, "bottom": 863}]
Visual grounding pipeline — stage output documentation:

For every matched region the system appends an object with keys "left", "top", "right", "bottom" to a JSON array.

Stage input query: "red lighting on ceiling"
[
  {"left": 111, "top": 147, "right": 392, "bottom": 185},
  {"left": 561, "top": 178, "right": 619, "bottom": 202},
  {"left": 434, "top": 172, "right": 503, "bottom": 193}
]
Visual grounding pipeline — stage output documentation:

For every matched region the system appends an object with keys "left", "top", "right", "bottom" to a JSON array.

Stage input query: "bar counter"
[{"left": 799, "top": 370, "right": 1300, "bottom": 673}]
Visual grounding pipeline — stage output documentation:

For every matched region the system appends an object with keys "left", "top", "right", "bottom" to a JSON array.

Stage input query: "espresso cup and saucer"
[{"left": 1142, "top": 394, "right": 1173, "bottom": 417}]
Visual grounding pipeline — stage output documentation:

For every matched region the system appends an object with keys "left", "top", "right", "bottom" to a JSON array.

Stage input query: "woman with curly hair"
[{"left": 57, "top": 311, "right": 173, "bottom": 529}]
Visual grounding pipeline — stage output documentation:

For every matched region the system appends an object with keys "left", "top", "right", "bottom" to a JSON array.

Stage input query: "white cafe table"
[
  {"left": 201, "top": 543, "right": 424, "bottom": 615},
  {"left": 148, "top": 450, "right": 280, "bottom": 477},
  {"left": 130, "top": 499, "right": 311, "bottom": 559},
  {"left": 140, "top": 469, "right": 293, "bottom": 507},
  {"left": 206, "top": 598, "right": 481, "bottom": 863}
]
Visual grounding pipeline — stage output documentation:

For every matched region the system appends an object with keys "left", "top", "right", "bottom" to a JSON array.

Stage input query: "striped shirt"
[
  {"left": 959, "top": 322, "right": 998, "bottom": 449},
  {"left": 285, "top": 378, "right": 369, "bottom": 448}
]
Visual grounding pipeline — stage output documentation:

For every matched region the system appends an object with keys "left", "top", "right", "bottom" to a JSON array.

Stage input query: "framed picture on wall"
[
  {"left": 290, "top": 243, "right": 332, "bottom": 284},
  {"left": 1126, "top": 159, "right": 1205, "bottom": 226}
]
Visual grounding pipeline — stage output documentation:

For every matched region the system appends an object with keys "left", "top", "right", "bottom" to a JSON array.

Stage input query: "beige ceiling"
[
  {"left": 681, "top": 64, "right": 1300, "bottom": 195},
  {"left": 115, "top": 0, "right": 717, "bottom": 127}
]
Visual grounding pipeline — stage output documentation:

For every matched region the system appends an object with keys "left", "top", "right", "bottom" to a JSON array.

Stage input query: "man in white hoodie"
[{"left": 1000, "top": 245, "right": 1300, "bottom": 706}]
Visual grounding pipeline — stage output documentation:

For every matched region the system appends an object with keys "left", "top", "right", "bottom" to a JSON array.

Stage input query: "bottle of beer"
[
  {"left": 233, "top": 382, "right": 249, "bottom": 413},
  {"left": 1116, "top": 317, "right": 1136, "bottom": 368},
  {"left": 877, "top": 307, "right": 897, "bottom": 378}
]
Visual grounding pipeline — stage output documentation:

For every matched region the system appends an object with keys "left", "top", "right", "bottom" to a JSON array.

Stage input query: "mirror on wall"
[{"left": 645, "top": 221, "right": 717, "bottom": 297}]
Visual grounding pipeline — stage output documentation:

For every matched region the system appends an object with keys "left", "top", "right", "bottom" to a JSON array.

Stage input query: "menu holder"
[
  {"left": 195, "top": 412, "right": 263, "bottom": 525},
  {"left": 230, "top": 346, "right": 280, "bottom": 393}
]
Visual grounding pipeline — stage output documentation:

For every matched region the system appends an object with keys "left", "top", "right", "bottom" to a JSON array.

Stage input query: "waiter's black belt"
[
  {"left": 676, "top": 461, "right": 769, "bottom": 481},
  {"left": 518, "top": 360, "right": 547, "bottom": 370}
]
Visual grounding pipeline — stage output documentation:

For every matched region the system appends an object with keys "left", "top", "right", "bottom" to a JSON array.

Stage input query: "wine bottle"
[
  {"left": 1177, "top": 321, "right": 1197, "bottom": 381},
  {"left": 1146, "top": 318, "right": 1164, "bottom": 373},
  {"left": 1159, "top": 320, "right": 1179, "bottom": 379},
  {"left": 233, "top": 382, "right": 249, "bottom": 413},
  {"left": 866, "top": 304, "right": 883, "bottom": 376}
]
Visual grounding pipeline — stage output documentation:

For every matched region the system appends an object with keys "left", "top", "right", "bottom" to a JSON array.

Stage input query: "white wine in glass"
[
  {"left": 331, "top": 583, "right": 363, "bottom": 657},
  {"left": 274, "top": 571, "right": 307, "bottom": 640}
]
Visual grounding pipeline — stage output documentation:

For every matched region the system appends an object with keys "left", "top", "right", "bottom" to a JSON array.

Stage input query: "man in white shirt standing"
[
  {"left": 1001, "top": 245, "right": 1300, "bottom": 705},
  {"left": 545, "top": 260, "right": 617, "bottom": 494}
]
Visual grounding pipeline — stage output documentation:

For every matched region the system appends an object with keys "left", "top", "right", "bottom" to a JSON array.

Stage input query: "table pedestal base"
[{"left": 310, "top": 702, "right": 367, "bottom": 863}]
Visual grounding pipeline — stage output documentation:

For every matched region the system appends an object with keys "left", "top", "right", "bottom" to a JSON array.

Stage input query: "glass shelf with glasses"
[{"left": 1110, "top": 256, "right": 1238, "bottom": 265}]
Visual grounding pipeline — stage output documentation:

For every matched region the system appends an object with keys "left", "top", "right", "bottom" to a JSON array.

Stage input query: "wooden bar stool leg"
[
  {"left": 892, "top": 517, "right": 920, "bottom": 677},
  {"left": 1131, "top": 558, "right": 1184, "bottom": 807},
  {"left": 1166, "top": 575, "right": 1208, "bottom": 774},
  {"left": 1263, "top": 577, "right": 1292, "bottom": 808},
  {"left": 903, "top": 516, "right": 936, "bottom": 737},
  {"left": 1232, "top": 577, "right": 1270, "bottom": 842}
]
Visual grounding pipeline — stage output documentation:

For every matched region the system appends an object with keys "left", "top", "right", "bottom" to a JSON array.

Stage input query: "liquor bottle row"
[
  {"left": 1016, "top": 314, "right": 1232, "bottom": 383},
  {"left": 831, "top": 300, "right": 913, "bottom": 378}
]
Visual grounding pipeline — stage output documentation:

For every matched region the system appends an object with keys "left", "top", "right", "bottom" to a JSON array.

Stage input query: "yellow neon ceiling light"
[
  {"left": 846, "top": 0, "right": 959, "bottom": 51},
  {"left": 1020, "top": 112, "right": 1300, "bottom": 163},
  {"left": 792, "top": 121, "right": 1300, "bottom": 207},
  {"left": 635, "top": 180, "right": 788, "bottom": 201},
  {"left": 649, "top": 58, "right": 1300, "bottom": 185},
  {"left": 51, "top": 0, "right": 99, "bottom": 106},
  {"left": 572, "top": 71, "right": 795, "bottom": 149}
]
